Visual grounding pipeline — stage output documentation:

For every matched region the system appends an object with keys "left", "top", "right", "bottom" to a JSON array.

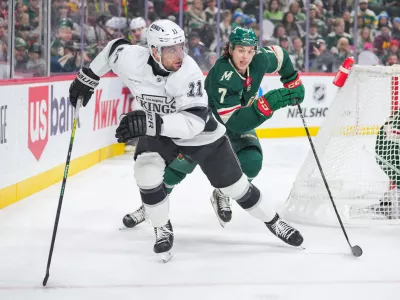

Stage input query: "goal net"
[{"left": 284, "top": 65, "right": 400, "bottom": 226}]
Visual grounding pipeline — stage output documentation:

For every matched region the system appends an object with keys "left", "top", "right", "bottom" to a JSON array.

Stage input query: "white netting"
[{"left": 284, "top": 65, "right": 400, "bottom": 226}]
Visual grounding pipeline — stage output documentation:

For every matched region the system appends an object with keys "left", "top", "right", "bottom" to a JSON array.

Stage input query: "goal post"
[{"left": 284, "top": 65, "right": 400, "bottom": 226}]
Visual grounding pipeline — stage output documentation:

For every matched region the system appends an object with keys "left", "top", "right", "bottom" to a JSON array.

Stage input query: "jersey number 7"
[{"left": 218, "top": 88, "right": 227, "bottom": 103}]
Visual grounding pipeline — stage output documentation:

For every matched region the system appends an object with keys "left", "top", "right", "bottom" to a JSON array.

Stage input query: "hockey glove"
[
  {"left": 115, "top": 111, "right": 163, "bottom": 142},
  {"left": 253, "top": 88, "right": 302, "bottom": 117},
  {"left": 69, "top": 67, "right": 100, "bottom": 108},
  {"left": 282, "top": 72, "right": 305, "bottom": 105}
]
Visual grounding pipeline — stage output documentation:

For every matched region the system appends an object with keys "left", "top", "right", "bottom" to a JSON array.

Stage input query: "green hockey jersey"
[
  {"left": 375, "top": 111, "right": 400, "bottom": 186},
  {"left": 205, "top": 46, "right": 298, "bottom": 133}
]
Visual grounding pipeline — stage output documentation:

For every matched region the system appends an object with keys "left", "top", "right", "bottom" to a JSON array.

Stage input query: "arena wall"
[{"left": 0, "top": 73, "right": 336, "bottom": 208}]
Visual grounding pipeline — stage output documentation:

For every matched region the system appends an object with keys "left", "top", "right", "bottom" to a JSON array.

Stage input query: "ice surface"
[{"left": 0, "top": 138, "right": 399, "bottom": 300}]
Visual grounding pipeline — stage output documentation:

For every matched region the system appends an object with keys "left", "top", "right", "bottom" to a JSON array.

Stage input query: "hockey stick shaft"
[
  {"left": 43, "top": 97, "right": 82, "bottom": 286},
  {"left": 296, "top": 103, "right": 360, "bottom": 253}
]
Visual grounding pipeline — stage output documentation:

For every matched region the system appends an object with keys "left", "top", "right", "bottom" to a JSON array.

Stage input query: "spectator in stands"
[
  {"left": 392, "top": 18, "right": 400, "bottom": 41},
  {"left": 50, "top": 0, "right": 63, "bottom": 29},
  {"left": 202, "top": 51, "right": 217, "bottom": 71},
  {"left": 357, "top": 26, "right": 373, "bottom": 54},
  {"left": 164, "top": 0, "right": 188, "bottom": 20},
  {"left": 290, "top": 37, "right": 305, "bottom": 71},
  {"left": 314, "top": 0, "right": 332, "bottom": 23},
  {"left": 0, "top": 17, "right": 6, "bottom": 41},
  {"left": 205, "top": 0, "right": 219, "bottom": 25},
  {"left": 144, "top": 1, "right": 159, "bottom": 22},
  {"left": 325, "top": 18, "right": 353, "bottom": 49},
  {"left": 289, "top": 1, "right": 306, "bottom": 21},
  {"left": 332, "top": 0, "right": 348, "bottom": 17},
  {"left": 219, "top": 10, "right": 233, "bottom": 44},
  {"left": 267, "top": 23, "right": 287, "bottom": 45},
  {"left": 381, "top": 39, "right": 399, "bottom": 65},
  {"left": 14, "top": 37, "right": 29, "bottom": 73},
  {"left": 26, "top": 43, "right": 46, "bottom": 76},
  {"left": 244, "top": 14, "right": 257, "bottom": 29},
  {"left": 0, "top": 0, "right": 8, "bottom": 20},
  {"left": 279, "top": 35, "right": 291, "bottom": 51},
  {"left": 310, "top": 39, "right": 335, "bottom": 72},
  {"left": 354, "top": 14, "right": 366, "bottom": 36},
  {"left": 387, "top": 2, "right": 400, "bottom": 21},
  {"left": 15, "top": 2, "right": 28, "bottom": 17},
  {"left": 17, "top": 25, "right": 38, "bottom": 47},
  {"left": 264, "top": 0, "right": 289, "bottom": 12},
  {"left": 351, "top": 0, "right": 378, "bottom": 29},
  {"left": 282, "top": 12, "right": 304, "bottom": 40},
  {"left": 299, "top": 5, "right": 326, "bottom": 36},
  {"left": 51, "top": 18, "right": 73, "bottom": 58},
  {"left": 188, "top": 31, "right": 207, "bottom": 68},
  {"left": 332, "top": 37, "right": 353, "bottom": 71},
  {"left": 374, "top": 24, "right": 392, "bottom": 56},
  {"left": 225, "top": 0, "right": 244, "bottom": 11},
  {"left": 187, "top": 0, "right": 206, "bottom": 30},
  {"left": 386, "top": 54, "right": 398, "bottom": 66},
  {"left": 358, "top": 42, "right": 381, "bottom": 65},
  {"left": 242, "top": 0, "right": 261, "bottom": 19},
  {"left": 303, "top": 22, "right": 323, "bottom": 58},
  {"left": 57, "top": 40, "right": 80, "bottom": 72},
  {"left": 27, "top": 0, "right": 40, "bottom": 28},
  {"left": 343, "top": 11, "right": 352, "bottom": 34},
  {"left": 263, "top": 0, "right": 284, "bottom": 24},
  {"left": 231, "top": 10, "right": 244, "bottom": 30},
  {"left": 18, "top": 13, "right": 30, "bottom": 28},
  {"left": 57, "top": 3, "right": 69, "bottom": 22},
  {"left": 377, "top": 11, "right": 391, "bottom": 30}
]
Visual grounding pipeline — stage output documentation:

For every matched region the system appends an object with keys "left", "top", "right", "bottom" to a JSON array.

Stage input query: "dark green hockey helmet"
[{"left": 229, "top": 27, "right": 258, "bottom": 49}]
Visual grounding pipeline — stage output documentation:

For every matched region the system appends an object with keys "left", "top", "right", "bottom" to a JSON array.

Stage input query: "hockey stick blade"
[
  {"left": 296, "top": 102, "right": 363, "bottom": 257},
  {"left": 42, "top": 274, "right": 49, "bottom": 287},
  {"left": 352, "top": 245, "right": 363, "bottom": 257}
]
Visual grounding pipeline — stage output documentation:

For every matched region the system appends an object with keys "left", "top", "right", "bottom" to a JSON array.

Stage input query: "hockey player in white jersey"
[{"left": 68, "top": 19, "right": 304, "bottom": 262}]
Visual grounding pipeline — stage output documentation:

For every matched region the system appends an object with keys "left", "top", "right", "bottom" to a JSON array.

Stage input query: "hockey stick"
[
  {"left": 296, "top": 103, "right": 363, "bottom": 257},
  {"left": 42, "top": 97, "right": 83, "bottom": 286}
]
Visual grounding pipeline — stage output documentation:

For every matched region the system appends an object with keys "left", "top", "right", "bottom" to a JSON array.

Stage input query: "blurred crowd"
[{"left": 0, "top": 0, "right": 399, "bottom": 78}]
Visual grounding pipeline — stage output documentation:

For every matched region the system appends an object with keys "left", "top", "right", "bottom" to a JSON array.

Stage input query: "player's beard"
[{"left": 163, "top": 58, "right": 183, "bottom": 72}]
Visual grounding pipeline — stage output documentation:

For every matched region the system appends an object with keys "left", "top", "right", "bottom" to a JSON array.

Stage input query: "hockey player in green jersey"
[
  {"left": 123, "top": 26, "right": 305, "bottom": 229},
  {"left": 361, "top": 111, "right": 400, "bottom": 219}
]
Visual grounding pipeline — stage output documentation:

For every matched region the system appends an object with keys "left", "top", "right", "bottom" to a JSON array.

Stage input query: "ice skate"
[
  {"left": 122, "top": 205, "right": 146, "bottom": 228},
  {"left": 265, "top": 214, "right": 304, "bottom": 247},
  {"left": 154, "top": 220, "right": 174, "bottom": 263},
  {"left": 210, "top": 189, "right": 232, "bottom": 227}
]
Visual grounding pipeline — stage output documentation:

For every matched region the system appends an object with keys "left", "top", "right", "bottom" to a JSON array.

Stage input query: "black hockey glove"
[
  {"left": 69, "top": 67, "right": 100, "bottom": 108},
  {"left": 115, "top": 111, "right": 163, "bottom": 142}
]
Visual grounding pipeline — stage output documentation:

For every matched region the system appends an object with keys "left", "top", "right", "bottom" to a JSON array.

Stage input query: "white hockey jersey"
[{"left": 90, "top": 40, "right": 225, "bottom": 146}]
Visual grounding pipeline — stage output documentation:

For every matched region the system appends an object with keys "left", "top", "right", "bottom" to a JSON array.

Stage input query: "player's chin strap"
[{"left": 149, "top": 48, "right": 172, "bottom": 75}]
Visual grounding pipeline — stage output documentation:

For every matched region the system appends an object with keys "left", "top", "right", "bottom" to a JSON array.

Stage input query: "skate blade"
[
  {"left": 158, "top": 251, "right": 173, "bottom": 263},
  {"left": 218, "top": 219, "right": 227, "bottom": 228},
  {"left": 119, "top": 226, "right": 135, "bottom": 231}
]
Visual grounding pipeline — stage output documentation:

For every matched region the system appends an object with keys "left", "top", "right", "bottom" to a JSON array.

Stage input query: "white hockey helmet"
[
  {"left": 105, "top": 17, "right": 128, "bottom": 30},
  {"left": 130, "top": 17, "right": 146, "bottom": 30},
  {"left": 147, "top": 19, "right": 186, "bottom": 71}
]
